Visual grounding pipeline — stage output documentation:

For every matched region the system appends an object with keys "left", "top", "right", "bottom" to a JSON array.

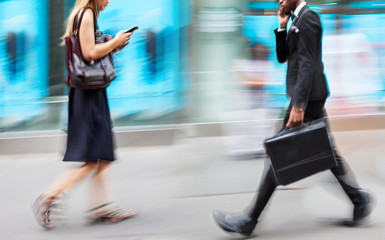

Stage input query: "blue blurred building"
[
  {"left": 0, "top": 0, "right": 191, "bottom": 131},
  {"left": 0, "top": 0, "right": 385, "bottom": 132},
  {"left": 0, "top": 0, "right": 48, "bottom": 127}
]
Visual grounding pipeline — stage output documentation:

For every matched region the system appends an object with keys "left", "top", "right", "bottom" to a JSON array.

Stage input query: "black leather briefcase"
[{"left": 264, "top": 118, "right": 337, "bottom": 185}]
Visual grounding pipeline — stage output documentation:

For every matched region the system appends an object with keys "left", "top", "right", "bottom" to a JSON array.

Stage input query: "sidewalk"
[{"left": 0, "top": 130, "right": 384, "bottom": 239}]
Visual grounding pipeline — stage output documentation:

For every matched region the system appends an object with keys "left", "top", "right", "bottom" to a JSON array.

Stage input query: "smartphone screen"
[{"left": 126, "top": 26, "right": 138, "bottom": 33}]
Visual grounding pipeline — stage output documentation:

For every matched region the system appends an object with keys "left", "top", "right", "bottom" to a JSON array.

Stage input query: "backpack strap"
[{"left": 73, "top": 7, "right": 97, "bottom": 36}]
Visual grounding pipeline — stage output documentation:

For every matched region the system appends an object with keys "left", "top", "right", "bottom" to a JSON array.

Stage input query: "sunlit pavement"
[{"left": 0, "top": 129, "right": 384, "bottom": 240}]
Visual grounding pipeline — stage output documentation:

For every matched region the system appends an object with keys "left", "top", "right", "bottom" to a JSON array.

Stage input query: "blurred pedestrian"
[
  {"left": 226, "top": 42, "right": 276, "bottom": 158},
  {"left": 212, "top": 0, "right": 374, "bottom": 237},
  {"left": 33, "top": 0, "right": 136, "bottom": 230}
]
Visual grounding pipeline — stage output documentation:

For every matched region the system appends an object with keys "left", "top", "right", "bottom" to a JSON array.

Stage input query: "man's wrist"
[
  {"left": 277, "top": 23, "right": 287, "bottom": 32},
  {"left": 293, "top": 105, "right": 305, "bottom": 112}
]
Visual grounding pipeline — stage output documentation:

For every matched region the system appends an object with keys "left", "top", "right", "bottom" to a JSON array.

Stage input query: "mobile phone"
[{"left": 125, "top": 26, "right": 139, "bottom": 33}]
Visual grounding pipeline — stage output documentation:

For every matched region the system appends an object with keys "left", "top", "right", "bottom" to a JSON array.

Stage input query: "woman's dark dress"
[{"left": 63, "top": 88, "right": 115, "bottom": 162}]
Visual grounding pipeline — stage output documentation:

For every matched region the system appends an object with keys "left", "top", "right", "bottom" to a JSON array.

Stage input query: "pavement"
[{"left": 0, "top": 129, "right": 385, "bottom": 240}]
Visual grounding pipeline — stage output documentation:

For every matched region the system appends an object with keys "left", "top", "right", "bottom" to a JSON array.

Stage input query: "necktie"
[{"left": 290, "top": 11, "right": 296, "bottom": 21}]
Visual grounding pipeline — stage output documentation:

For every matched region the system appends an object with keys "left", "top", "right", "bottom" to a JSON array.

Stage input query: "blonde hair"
[{"left": 61, "top": 0, "right": 98, "bottom": 45}]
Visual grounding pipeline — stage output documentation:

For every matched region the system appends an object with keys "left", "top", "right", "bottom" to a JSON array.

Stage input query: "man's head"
[{"left": 278, "top": 0, "right": 303, "bottom": 15}]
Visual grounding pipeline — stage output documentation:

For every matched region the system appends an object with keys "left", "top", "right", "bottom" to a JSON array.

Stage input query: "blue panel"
[
  {"left": 96, "top": 0, "right": 190, "bottom": 118},
  {"left": 350, "top": 1, "right": 385, "bottom": 9},
  {"left": 246, "top": 2, "right": 277, "bottom": 10},
  {"left": 0, "top": 0, "right": 48, "bottom": 120}
]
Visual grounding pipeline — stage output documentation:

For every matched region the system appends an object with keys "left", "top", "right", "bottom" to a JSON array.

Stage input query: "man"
[{"left": 212, "top": 0, "right": 374, "bottom": 237}]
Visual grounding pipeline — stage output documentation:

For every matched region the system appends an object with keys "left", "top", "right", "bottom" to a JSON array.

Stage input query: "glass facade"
[
  {"left": 0, "top": 0, "right": 49, "bottom": 131},
  {"left": 0, "top": 0, "right": 385, "bottom": 133}
]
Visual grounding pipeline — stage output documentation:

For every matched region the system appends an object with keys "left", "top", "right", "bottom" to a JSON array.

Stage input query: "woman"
[{"left": 33, "top": 0, "right": 136, "bottom": 229}]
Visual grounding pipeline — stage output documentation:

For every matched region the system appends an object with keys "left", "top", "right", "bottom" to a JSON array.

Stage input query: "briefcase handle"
[{"left": 277, "top": 118, "right": 326, "bottom": 137}]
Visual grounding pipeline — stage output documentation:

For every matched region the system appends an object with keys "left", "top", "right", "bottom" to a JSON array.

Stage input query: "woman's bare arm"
[{"left": 78, "top": 9, "right": 131, "bottom": 62}]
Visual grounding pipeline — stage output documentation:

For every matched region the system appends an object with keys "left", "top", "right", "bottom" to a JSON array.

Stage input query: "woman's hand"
[
  {"left": 79, "top": 10, "right": 133, "bottom": 60},
  {"left": 113, "top": 31, "right": 132, "bottom": 51}
]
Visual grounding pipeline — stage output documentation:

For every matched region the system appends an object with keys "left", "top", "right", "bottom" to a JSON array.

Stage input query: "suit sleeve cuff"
[{"left": 293, "top": 102, "right": 306, "bottom": 111}]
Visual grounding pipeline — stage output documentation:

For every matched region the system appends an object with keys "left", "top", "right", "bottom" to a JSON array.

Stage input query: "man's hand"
[
  {"left": 286, "top": 106, "right": 304, "bottom": 128},
  {"left": 278, "top": 6, "right": 290, "bottom": 29}
]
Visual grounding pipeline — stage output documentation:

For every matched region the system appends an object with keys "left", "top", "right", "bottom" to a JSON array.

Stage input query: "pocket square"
[{"left": 289, "top": 25, "right": 299, "bottom": 33}]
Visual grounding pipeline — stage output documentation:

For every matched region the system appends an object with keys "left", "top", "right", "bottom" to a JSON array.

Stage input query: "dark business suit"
[{"left": 248, "top": 5, "right": 367, "bottom": 221}]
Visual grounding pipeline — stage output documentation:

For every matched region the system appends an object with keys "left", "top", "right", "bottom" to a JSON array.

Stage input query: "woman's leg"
[
  {"left": 89, "top": 161, "right": 113, "bottom": 209},
  {"left": 46, "top": 162, "right": 98, "bottom": 198},
  {"left": 33, "top": 162, "right": 98, "bottom": 229},
  {"left": 86, "top": 161, "right": 136, "bottom": 223}
]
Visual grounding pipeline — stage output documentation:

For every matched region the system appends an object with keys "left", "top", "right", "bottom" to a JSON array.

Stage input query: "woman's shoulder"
[
  {"left": 78, "top": 8, "right": 95, "bottom": 27},
  {"left": 82, "top": 8, "right": 95, "bottom": 21}
]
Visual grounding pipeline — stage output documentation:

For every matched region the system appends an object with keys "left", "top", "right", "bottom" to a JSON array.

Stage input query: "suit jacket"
[{"left": 274, "top": 5, "right": 329, "bottom": 109}]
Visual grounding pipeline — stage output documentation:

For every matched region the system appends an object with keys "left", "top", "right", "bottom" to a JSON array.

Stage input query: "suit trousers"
[{"left": 247, "top": 100, "right": 367, "bottom": 221}]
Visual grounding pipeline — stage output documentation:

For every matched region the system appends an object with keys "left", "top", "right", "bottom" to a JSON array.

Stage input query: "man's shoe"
[
  {"left": 212, "top": 210, "right": 257, "bottom": 237},
  {"left": 353, "top": 191, "right": 374, "bottom": 224},
  {"left": 344, "top": 191, "right": 374, "bottom": 227}
]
